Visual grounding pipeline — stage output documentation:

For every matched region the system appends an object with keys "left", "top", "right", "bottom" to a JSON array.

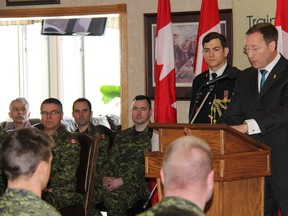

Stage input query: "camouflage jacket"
[
  {"left": 138, "top": 196, "right": 206, "bottom": 216},
  {"left": 101, "top": 125, "right": 153, "bottom": 188},
  {"left": 0, "top": 128, "right": 8, "bottom": 196},
  {"left": 0, "top": 188, "right": 60, "bottom": 216},
  {"left": 75, "top": 122, "right": 110, "bottom": 173},
  {"left": 42, "top": 125, "right": 82, "bottom": 210},
  {"left": 0, "top": 127, "right": 7, "bottom": 152}
]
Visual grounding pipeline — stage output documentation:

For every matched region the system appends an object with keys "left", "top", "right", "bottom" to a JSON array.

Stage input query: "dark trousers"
[{"left": 265, "top": 177, "right": 288, "bottom": 216}]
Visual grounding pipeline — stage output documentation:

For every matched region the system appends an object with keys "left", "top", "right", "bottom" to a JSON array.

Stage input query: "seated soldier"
[
  {"left": 37, "top": 98, "right": 83, "bottom": 210},
  {"left": 95, "top": 95, "right": 153, "bottom": 216},
  {"left": 0, "top": 128, "right": 60, "bottom": 215},
  {"left": 72, "top": 98, "right": 112, "bottom": 171},
  {"left": 72, "top": 98, "right": 114, "bottom": 214}
]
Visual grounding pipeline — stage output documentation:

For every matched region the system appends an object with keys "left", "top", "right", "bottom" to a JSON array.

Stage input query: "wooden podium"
[{"left": 145, "top": 123, "right": 271, "bottom": 216}]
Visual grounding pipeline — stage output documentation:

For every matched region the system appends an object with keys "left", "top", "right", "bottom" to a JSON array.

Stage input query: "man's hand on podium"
[{"left": 231, "top": 123, "right": 248, "bottom": 134}]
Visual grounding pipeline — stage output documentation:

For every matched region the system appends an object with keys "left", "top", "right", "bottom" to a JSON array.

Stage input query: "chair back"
[
  {"left": 82, "top": 134, "right": 100, "bottom": 215},
  {"left": 76, "top": 133, "right": 93, "bottom": 193}
]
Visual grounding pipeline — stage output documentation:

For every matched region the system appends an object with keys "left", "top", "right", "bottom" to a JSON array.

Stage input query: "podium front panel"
[{"left": 146, "top": 123, "right": 270, "bottom": 216}]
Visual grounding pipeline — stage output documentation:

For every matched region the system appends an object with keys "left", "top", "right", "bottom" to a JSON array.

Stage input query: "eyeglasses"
[
  {"left": 40, "top": 110, "right": 62, "bottom": 117},
  {"left": 243, "top": 42, "right": 271, "bottom": 55},
  {"left": 243, "top": 46, "right": 265, "bottom": 55}
]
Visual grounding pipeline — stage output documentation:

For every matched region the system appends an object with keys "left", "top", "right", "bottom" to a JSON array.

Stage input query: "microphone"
[
  {"left": 188, "top": 67, "right": 239, "bottom": 124},
  {"left": 204, "top": 67, "right": 239, "bottom": 86}
]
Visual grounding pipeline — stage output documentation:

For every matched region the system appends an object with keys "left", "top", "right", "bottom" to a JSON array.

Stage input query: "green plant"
[{"left": 100, "top": 85, "right": 120, "bottom": 104}]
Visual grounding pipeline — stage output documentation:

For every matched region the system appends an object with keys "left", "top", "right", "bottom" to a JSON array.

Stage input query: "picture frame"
[
  {"left": 6, "top": 0, "right": 60, "bottom": 6},
  {"left": 144, "top": 9, "right": 232, "bottom": 100}
]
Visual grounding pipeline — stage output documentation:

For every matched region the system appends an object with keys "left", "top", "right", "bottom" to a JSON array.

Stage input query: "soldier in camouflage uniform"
[
  {"left": 138, "top": 135, "right": 214, "bottom": 216},
  {"left": 0, "top": 127, "right": 8, "bottom": 195},
  {"left": 95, "top": 95, "right": 153, "bottom": 216},
  {"left": 72, "top": 98, "right": 111, "bottom": 174},
  {"left": 38, "top": 98, "right": 83, "bottom": 210},
  {"left": 0, "top": 127, "right": 60, "bottom": 215},
  {"left": 72, "top": 98, "right": 112, "bottom": 215}
]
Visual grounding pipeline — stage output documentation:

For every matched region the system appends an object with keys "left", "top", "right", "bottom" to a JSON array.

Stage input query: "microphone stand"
[
  {"left": 189, "top": 84, "right": 205, "bottom": 124},
  {"left": 143, "top": 183, "right": 158, "bottom": 209},
  {"left": 190, "top": 84, "right": 215, "bottom": 124}
]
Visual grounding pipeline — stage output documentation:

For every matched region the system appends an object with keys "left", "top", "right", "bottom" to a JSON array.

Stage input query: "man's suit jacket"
[
  {"left": 219, "top": 55, "right": 288, "bottom": 190},
  {"left": 188, "top": 65, "right": 240, "bottom": 124}
]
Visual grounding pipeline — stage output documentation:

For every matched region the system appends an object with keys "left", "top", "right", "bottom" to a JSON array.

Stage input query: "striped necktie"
[{"left": 260, "top": 69, "right": 267, "bottom": 90}]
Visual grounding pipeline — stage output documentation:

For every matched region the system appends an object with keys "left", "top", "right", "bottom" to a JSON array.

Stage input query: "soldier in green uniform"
[
  {"left": 72, "top": 98, "right": 111, "bottom": 175},
  {"left": 72, "top": 98, "right": 113, "bottom": 215},
  {"left": 138, "top": 135, "right": 214, "bottom": 216},
  {"left": 39, "top": 98, "right": 82, "bottom": 210},
  {"left": 95, "top": 95, "right": 153, "bottom": 216},
  {"left": 0, "top": 127, "right": 60, "bottom": 216},
  {"left": 0, "top": 127, "right": 8, "bottom": 195}
]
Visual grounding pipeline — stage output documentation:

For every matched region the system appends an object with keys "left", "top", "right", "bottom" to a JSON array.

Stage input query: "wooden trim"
[
  {"left": 0, "top": 4, "right": 128, "bottom": 128},
  {"left": 0, "top": 4, "right": 126, "bottom": 18},
  {"left": 119, "top": 12, "right": 129, "bottom": 129},
  {"left": 157, "top": 178, "right": 163, "bottom": 201}
]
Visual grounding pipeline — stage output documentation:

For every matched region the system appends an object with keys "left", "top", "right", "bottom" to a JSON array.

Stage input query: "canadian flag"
[
  {"left": 154, "top": 0, "right": 177, "bottom": 123},
  {"left": 151, "top": 0, "right": 177, "bottom": 206},
  {"left": 194, "top": 0, "right": 221, "bottom": 76},
  {"left": 275, "top": 0, "right": 288, "bottom": 59}
]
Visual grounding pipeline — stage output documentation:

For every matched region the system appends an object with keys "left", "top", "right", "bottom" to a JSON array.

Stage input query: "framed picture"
[
  {"left": 144, "top": 9, "right": 232, "bottom": 100},
  {"left": 6, "top": 0, "right": 60, "bottom": 6}
]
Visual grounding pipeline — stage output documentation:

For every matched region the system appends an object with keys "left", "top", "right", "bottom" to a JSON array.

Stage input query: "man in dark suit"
[
  {"left": 188, "top": 32, "right": 240, "bottom": 124},
  {"left": 218, "top": 22, "right": 288, "bottom": 216}
]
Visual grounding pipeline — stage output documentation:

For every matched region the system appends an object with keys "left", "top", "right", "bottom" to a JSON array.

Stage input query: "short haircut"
[
  {"left": 246, "top": 22, "right": 278, "bottom": 47},
  {"left": 202, "top": 32, "right": 228, "bottom": 49},
  {"left": 133, "top": 95, "right": 152, "bottom": 109},
  {"left": 0, "top": 128, "right": 53, "bottom": 180},
  {"left": 9, "top": 97, "right": 30, "bottom": 112},
  {"left": 72, "top": 98, "right": 92, "bottom": 111},
  {"left": 162, "top": 135, "right": 212, "bottom": 189},
  {"left": 41, "top": 98, "right": 63, "bottom": 112}
]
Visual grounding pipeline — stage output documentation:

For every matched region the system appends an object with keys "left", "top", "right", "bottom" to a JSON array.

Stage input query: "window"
[
  {"left": 0, "top": 25, "right": 21, "bottom": 120},
  {"left": 0, "top": 17, "right": 120, "bottom": 122}
]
